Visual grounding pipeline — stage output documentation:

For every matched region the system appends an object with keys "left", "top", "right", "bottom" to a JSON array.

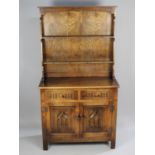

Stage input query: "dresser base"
[{"left": 40, "top": 77, "right": 119, "bottom": 151}]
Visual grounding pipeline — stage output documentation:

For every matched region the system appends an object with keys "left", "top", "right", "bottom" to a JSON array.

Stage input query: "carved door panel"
[
  {"left": 47, "top": 102, "right": 79, "bottom": 141},
  {"left": 81, "top": 103, "right": 112, "bottom": 140}
]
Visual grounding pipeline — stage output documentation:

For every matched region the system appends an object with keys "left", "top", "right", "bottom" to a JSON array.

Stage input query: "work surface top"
[{"left": 39, "top": 77, "right": 119, "bottom": 89}]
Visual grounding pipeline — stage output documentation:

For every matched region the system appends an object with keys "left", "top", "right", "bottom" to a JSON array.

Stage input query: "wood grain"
[
  {"left": 39, "top": 6, "right": 119, "bottom": 150},
  {"left": 42, "top": 10, "right": 114, "bottom": 36},
  {"left": 44, "top": 63, "right": 113, "bottom": 77},
  {"left": 39, "top": 77, "right": 119, "bottom": 89},
  {"left": 39, "top": 6, "right": 116, "bottom": 14},
  {"left": 43, "top": 37, "right": 113, "bottom": 62}
]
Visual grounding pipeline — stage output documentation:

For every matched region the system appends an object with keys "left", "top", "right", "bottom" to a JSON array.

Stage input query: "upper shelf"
[
  {"left": 43, "top": 61, "right": 114, "bottom": 64},
  {"left": 39, "top": 6, "right": 117, "bottom": 79},
  {"left": 41, "top": 35, "right": 115, "bottom": 38}
]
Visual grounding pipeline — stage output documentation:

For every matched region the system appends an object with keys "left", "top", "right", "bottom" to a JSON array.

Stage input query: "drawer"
[
  {"left": 80, "top": 89, "right": 112, "bottom": 100},
  {"left": 44, "top": 90, "right": 78, "bottom": 100}
]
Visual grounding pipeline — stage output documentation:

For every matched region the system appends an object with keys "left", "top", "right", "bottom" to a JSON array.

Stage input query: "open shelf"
[
  {"left": 42, "top": 35, "right": 115, "bottom": 38},
  {"left": 43, "top": 61, "right": 114, "bottom": 64}
]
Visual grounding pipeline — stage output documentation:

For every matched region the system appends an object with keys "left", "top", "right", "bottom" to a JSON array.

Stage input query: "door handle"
[
  {"left": 75, "top": 114, "right": 85, "bottom": 120},
  {"left": 79, "top": 114, "right": 85, "bottom": 119},
  {"left": 75, "top": 114, "right": 81, "bottom": 120}
]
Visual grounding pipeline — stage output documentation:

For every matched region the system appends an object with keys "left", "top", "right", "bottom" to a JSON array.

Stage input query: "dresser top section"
[
  {"left": 39, "top": 6, "right": 116, "bottom": 14},
  {"left": 39, "top": 6, "right": 117, "bottom": 79},
  {"left": 39, "top": 77, "right": 119, "bottom": 89}
]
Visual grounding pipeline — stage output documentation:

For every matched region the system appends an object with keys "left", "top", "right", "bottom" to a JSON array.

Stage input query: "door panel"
[
  {"left": 46, "top": 101, "right": 112, "bottom": 142},
  {"left": 83, "top": 106, "right": 104, "bottom": 132},
  {"left": 81, "top": 104, "right": 112, "bottom": 139},
  {"left": 47, "top": 102, "right": 79, "bottom": 141}
]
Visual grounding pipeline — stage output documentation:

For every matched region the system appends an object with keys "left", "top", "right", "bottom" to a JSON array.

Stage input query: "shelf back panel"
[
  {"left": 43, "top": 37, "right": 113, "bottom": 62},
  {"left": 44, "top": 63, "right": 113, "bottom": 77},
  {"left": 41, "top": 9, "right": 115, "bottom": 36}
]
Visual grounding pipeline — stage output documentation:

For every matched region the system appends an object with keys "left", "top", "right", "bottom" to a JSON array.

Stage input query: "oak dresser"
[{"left": 39, "top": 6, "right": 119, "bottom": 150}]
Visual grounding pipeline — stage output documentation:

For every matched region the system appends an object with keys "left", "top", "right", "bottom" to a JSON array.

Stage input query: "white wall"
[{"left": 19, "top": 0, "right": 135, "bottom": 136}]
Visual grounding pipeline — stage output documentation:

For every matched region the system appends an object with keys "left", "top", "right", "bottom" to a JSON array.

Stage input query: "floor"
[{"left": 20, "top": 116, "right": 135, "bottom": 155}]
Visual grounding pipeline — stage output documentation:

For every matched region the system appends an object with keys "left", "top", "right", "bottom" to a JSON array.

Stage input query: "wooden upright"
[{"left": 39, "top": 6, "right": 119, "bottom": 150}]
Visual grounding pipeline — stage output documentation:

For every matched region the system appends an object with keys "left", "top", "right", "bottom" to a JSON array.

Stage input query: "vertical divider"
[
  {"left": 40, "top": 15, "right": 46, "bottom": 81},
  {"left": 111, "top": 88, "right": 118, "bottom": 148},
  {"left": 77, "top": 89, "right": 81, "bottom": 137},
  {"left": 75, "top": 102, "right": 80, "bottom": 137},
  {"left": 111, "top": 13, "right": 115, "bottom": 36},
  {"left": 40, "top": 89, "right": 48, "bottom": 150},
  {"left": 112, "top": 38, "right": 115, "bottom": 79},
  {"left": 77, "top": 89, "right": 81, "bottom": 100},
  {"left": 80, "top": 101, "right": 84, "bottom": 138},
  {"left": 112, "top": 13, "right": 116, "bottom": 79},
  {"left": 41, "top": 39, "right": 46, "bottom": 81},
  {"left": 40, "top": 15, "right": 44, "bottom": 37}
]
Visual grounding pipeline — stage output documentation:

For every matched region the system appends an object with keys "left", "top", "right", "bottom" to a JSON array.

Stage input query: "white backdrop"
[{"left": 20, "top": 0, "right": 134, "bottom": 154}]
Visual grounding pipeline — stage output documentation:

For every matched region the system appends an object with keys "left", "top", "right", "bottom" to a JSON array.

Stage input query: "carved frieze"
[
  {"left": 81, "top": 89, "right": 112, "bottom": 100},
  {"left": 45, "top": 90, "right": 77, "bottom": 100}
]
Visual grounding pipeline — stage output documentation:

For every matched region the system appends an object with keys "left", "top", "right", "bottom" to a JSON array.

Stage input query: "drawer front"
[
  {"left": 44, "top": 90, "right": 78, "bottom": 101},
  {"left": 80, "top": 89, "right": 112, "bottom": 101}
]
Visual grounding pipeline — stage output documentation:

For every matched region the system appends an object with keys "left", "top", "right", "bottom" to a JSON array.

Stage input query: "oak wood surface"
[
  {"left": 42, "top": 10, "right": 113, "bottom": 36},
  {"left": 42, "top": 37, "right": 114, "bottom": 62},
  {"left": 39, "top": 6, "right": 116, "bottom": 14},
  {"left": 39, "top": 6, "right": 119, "bottom": 150},
  {"left": 44, "top": 63, "right": 113, "bottom": 77},
  {"left": 39, "top": 77, "right": 119, "bottom": 88}
]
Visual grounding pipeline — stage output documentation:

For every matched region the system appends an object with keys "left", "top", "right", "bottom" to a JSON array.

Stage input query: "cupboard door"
[
  {"left": 81, "top": 103, "right": 112, "bottom": 141},
  {"left": 47, "top": 102, "right": 79, "bottom": 142}
]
